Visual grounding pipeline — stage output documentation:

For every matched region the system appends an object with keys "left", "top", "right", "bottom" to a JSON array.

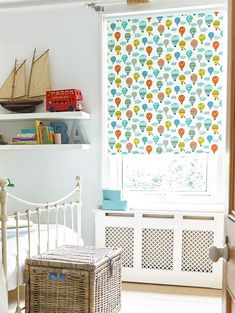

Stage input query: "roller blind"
[{"left": 105, "top": 9, "right": 225, "bottom": 154}]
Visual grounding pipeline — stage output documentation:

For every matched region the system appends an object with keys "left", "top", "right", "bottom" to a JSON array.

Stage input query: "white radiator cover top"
[{"left": 95, "top": 210, "right": 224, "bottom": 289}]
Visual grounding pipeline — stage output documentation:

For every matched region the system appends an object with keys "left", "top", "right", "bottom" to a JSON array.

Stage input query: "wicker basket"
[{"left": 25, "top": 245, "right": 122, "bottom": 313}]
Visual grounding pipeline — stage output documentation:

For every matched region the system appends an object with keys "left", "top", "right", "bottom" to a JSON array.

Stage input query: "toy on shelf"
[
  {"left": 0, "top": 134, "right": 7, "bottom": 145},
  {"left": 50, "top": 121, "right": 69, "bottom": 144},
  {"left": 0, "top": 49, "right": 51, "bottom": 113},
  {"left": 102, "top": 189, "right": 128, "bottom": 211},
  {"left": 46, "top": 89, "right": 83, "bottom": 112}
]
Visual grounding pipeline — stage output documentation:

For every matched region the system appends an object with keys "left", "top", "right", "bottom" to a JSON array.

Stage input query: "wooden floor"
[
  {"left": 9, "top": 283, "right": 222, "bottom": 313},
  {"left": 120, "top": 283, "right": 222, "bottom": 313}
]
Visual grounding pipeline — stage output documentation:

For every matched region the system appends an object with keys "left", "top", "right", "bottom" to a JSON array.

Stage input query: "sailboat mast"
[
  {"left": 27, "top": 48, "right": 36, "bottom": 97},
  {"left": 11, "top": 59, "right": 17, "bottom": 100}
]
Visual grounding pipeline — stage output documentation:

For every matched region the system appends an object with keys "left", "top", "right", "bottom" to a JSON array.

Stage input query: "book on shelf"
[
  {"left": 10, "top": 141, "right": 38, "bottom": 145},
  {"left": 21, "top": 129, "right": 37, "bottom": 134},
  {"left": 10, "top": 128, "right": 37, "bottom": 145},
  {"left": 35, "top": 120, "right": 54, "bottom": 144}
]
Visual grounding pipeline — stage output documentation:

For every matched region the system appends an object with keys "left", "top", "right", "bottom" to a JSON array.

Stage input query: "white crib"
[{"left": 0, "top": 176, "right": 83, "bottom": 313}]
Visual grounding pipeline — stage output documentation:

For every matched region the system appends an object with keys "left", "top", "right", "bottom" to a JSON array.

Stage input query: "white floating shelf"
[
  {"left": 0, "top": 144, "right": 91, "bottom": 151},
  {"left": 0, "top": 111, "right": 91, "bottom": 121}
]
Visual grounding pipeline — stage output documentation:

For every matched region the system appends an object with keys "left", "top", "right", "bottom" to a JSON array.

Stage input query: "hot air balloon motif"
[
  {"left": 189, "top": 129, "right": 196, "bottom": 139},
  {"left": 211, "top": 144, "right": 218, "bottom": 153},
  {"left": 179, "top": 108, "right": 186, "bottom": 118},
  {"left": 157, "top": 125, "right": 164, "bottom": 136},
  {"left": 158, "top": 24, "right": 165, "bottom": 36},
  {"left": 212, "top": 90, "right": 219, "bottom": 100},
  {"left": 126, "top": 110, "right": 133, "bottom": 120},
  {"left": 212, "top": 41, "right": 220, "bottom": 51},
  {"left": 171, "top": 35, "right": 180, "bottom": 47},
  {"left": 179, "top": 26, "right": 186, "bottom": 36},
  {"left": 190, "top": 107, "right": 197, "bottom": 118},
  {"left": 115, "top": 130, "right": 121, "bottom": 139},
  {"left": 190, "top": 27, "right": 196, "bottom": 37},
  {"left": 178, "top": 94, "right": 185, "bottom": 105},
  {"left": 165, "top": 19, "right": 172, "bottom": 29},
  {"left": 179, "top": 60, "right": 185, "bottom": 71},
  {"left": 146, "top": 126, "right": 153, "bottom": 135},
  {"left": 199, "top": 34, "right": 206, "bottom": 44},
  {"left": 190, "top": 141, "right": 197, "bottom": 152},
  {"left": 139, "top": 20, "right": 147, "bottom": 33},
  {"left": 115, "top": 97, "right": 121, "bottom": 107},
  {"left": 147, "top": 25, "right": 154, "bottom": 36},
  {"left": 178, "top": 142, "right": 185, "bottom": 151},
  {"left": 212, "top": 110, "right": 219, "bottom": 120},
  {"left": 106, "top": 12, "right": 224, "bottom": 155},
  {"left": 146, "top": 145, "right": 153, "bottom": 154},
  {"left": 179, "top": 40, "right": 186, "bottom": 50},
  {"left": 198, "top": 102, "right": 205, "bottom": 113},
  {"left": 213, "top": 20, "right": 220, "bottom": 30},
  {"left": 146, "top": 112, "right": 153, "bottom": 122},
  {"left": 126, "top": 77, "right": 133, "bottom": 88},
  {"left": 171, "top": 136, "right": 179, "bottom": 148},
  {"left": 139, "top": 121, "right": 147, "bottom": 132},
  {"left": 165, "top": 120, "right": 172, "bottom": 130},
  {"left": 126, "top": 44, "right": 133, "bottom": 55},
  {"left": 178, "top": 128, "right": 185, "bottom": 138},
  {"left": 126, "top": 142, "right": 133, "bottom": 153},
  {"left": 171, "top": 103, "right": 179, "bottom": 115},
  {"left": 191, "top": 39, "right": 198, "bottom": 50},
  {"left": 108, "top": 40, "right": 115, "bottom": 52}
]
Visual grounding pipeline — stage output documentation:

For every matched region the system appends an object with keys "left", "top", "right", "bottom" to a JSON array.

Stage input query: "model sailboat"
[{"left": 0, "top": 49, "right": 51, "bottom": 113}]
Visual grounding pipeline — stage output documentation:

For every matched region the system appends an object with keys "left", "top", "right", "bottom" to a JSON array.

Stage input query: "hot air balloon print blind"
[{"left": 106, "top": 10, "right": 225, "bottom": 154}]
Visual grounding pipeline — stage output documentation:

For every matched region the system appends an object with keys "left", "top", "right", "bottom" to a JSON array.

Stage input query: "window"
[
  {"left": 103, "top": 7, "right": 227, "bottom": 211},
  {"left": 123, "top": 154, "right": 208, "bottom": 193},
  {"left": 104, "top": 153, "right": 223, "bottom": 210}
]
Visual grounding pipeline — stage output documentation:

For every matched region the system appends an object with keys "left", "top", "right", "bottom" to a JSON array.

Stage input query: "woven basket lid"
[{"left": 25, "top": 245, "right": 122, "bottom": 270}]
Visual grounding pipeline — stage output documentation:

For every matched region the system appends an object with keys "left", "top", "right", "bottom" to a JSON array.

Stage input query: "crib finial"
[
  {"left": 75, "top": 176, "right": 83, "bottom": 187},
  {"left": 0, "top": 179, "right": 8, "bottom": 191}
]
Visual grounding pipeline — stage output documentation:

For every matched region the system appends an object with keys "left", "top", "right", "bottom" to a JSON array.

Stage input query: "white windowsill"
[{"left": 128, "top": 200, "right": 225, "bottom": 213}]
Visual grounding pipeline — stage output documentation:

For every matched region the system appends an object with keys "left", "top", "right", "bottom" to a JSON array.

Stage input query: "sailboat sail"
[
  {"left": 13, "top": 61, "right": 26, "bottom": 99},
  {"left": 28, "top": 50, "right": 51, "bottom": 98},
  {"left": 0, "top": 69, "right": 15, "bottom": 99}
]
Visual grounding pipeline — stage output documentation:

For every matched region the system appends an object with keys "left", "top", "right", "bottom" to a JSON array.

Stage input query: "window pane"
[{"left": 123, "top": 155, "right": 207, "bottom": 192}]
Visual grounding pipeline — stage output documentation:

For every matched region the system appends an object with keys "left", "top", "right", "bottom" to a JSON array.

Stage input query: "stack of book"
[
  {"left": 35, "top": 120, "right": 54, "bottom": 144},
  {"left": 11, "top": 129, "right": 37, "bottom": 145}
]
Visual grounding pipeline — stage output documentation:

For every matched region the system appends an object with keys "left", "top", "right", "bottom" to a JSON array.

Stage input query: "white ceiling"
[{"left": 0, "top": 0, "right": 227, "bottom": 9}]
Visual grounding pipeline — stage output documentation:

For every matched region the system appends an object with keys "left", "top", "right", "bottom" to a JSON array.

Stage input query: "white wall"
[
  {"left": 0, "top": 0, "right": 228, "bottom": 245},
  {"left": 0, "top": 3, "right": 101, "bottom": 245}
]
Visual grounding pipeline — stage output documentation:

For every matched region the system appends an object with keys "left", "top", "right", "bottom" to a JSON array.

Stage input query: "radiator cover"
[{"left": 95, "top": 210, "right": 224, "bottom": 288}]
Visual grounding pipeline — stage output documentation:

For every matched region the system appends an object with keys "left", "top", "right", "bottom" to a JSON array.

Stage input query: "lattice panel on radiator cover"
[
  {"left": 181, "top": 230, "right": 214, "bottom": 273},
  {"left": 105, "top": 226, "right": 134, "bottom": 268},
  {"left": 142, "top": 228, "right": 174, "bottom": 270}
]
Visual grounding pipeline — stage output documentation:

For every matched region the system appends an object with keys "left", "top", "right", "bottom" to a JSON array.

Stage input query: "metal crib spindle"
[
  {"left": 36, "top": 208, "right": 41, "bottom": 255},
  {"left": 75, "top": 176, "right": 82, "bottom": 245},
  {"left": 55, "top": 204, "right": 59, "bottom": 248},
  {"left": 26, "top": 210, "right": 31, "bottom": 258},
  {"left": 63, "top": 203, "right": 66, "bottom": 244},
  {"left": 15, "top": 212, "right": 22, "bottom": 313},
  {"left": 71, "top": 202, "right": 75, "bottom": 243},
  {"left": 46, "top": 206, "right": 50, "bottom": 251}
]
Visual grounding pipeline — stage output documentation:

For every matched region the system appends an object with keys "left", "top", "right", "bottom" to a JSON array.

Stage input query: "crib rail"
[{"left": 0, "top": 176, "right": 82, "bottom": 313}]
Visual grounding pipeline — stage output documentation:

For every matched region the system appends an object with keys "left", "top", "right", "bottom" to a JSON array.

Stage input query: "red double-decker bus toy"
[{"left": 46, "top": 89, "right": 83, "bottom": 112}]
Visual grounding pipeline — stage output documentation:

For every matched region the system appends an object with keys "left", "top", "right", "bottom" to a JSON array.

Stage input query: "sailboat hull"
[{"left": 0, "top": 99, "right": 43, "bottom": 113}]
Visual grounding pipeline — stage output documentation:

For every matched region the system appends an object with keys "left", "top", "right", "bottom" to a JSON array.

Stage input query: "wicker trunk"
[{"left": 25, "top": 246, "right": 122, "bottom": 313}]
